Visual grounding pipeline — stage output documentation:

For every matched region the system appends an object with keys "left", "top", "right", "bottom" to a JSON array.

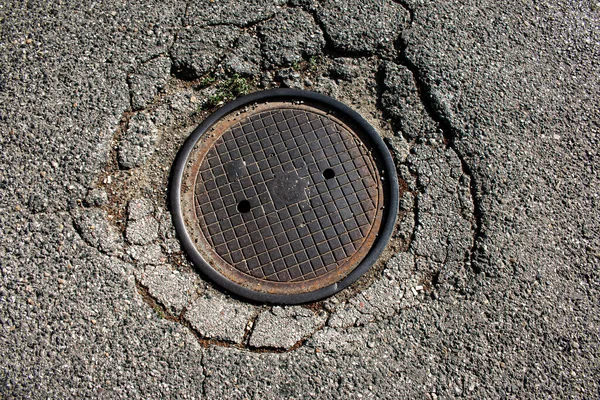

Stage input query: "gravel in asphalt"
[{"left": 0, "top": 0, "right": 598, "bottom": 398}]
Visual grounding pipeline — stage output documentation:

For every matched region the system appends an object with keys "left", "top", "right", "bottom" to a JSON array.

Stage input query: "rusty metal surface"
[{"left": 180, "top": 101, "right": 384, "bottom": 296}]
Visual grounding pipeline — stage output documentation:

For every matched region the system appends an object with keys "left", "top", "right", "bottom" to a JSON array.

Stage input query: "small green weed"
[
  {"left": 308, "top": 56, "right": 318, "bottom": 71},
  {"left": 207, "top": 74, "right": 251, "bottom": 107},
  {"left": 198, "top": 75, "right": 216, "bottom": 88},
  {"left": 153, "top": 305, "right": 165, "bottom": 319}
]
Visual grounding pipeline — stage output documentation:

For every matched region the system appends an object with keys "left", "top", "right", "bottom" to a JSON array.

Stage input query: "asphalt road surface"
[{"left": 1, "top": 0, "right": 598, "bottom": 398}]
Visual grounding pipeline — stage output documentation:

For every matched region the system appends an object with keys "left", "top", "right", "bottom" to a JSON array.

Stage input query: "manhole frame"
[{"left": 170, "top": 88, "right": 398, "bottom": 304}]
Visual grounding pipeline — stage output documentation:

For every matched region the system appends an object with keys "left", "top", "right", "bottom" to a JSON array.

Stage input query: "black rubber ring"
[{"left": 169, "top": 89, "right": 399, "bottom": 304}]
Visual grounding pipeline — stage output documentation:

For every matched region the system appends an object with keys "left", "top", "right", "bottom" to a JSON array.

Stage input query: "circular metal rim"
[{"left": 170, "top": 88, "right": 399, "bottom": 304}]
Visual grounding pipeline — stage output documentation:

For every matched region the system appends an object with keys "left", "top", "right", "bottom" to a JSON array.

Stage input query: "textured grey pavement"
[{"left": 1, "top": 0, "right": 599, "bottom": 398}]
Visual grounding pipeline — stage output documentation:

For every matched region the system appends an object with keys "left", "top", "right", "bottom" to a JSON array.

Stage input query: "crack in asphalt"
[
  {"left": 102, "top": 66, "right": 440, "bottom": 353},
  {"left": 241, "top": 310, "right": 261, "bottom": 347},
  {"left": 165, "top": 0, "right": 192, "bottom": 77},
  {"left": 125, "top": 75, "right": 135, "bottom": 111},
  {"left": 299, "top": 5, "right": 341, "bottom": 58},
  {"left": 393, "top": 23, "right": 483, "bottom": 275},
  {"left": 204, "top": 14, "right": 278, "bottom": 30},
  {"left": 134, "top": 250, "right": 323, "bottom": 352},
  {"left": 135, "top": 279, "right": 182, "bottom": 322},
  {"left": 169, "top": 0, "right": 191, "bottom": 54},
  {"left": 199, "top": 344, "right": 208, "bottom": 397},
  {"left": 136, "top": 276, "right": 263, "bottom": 351},
  {"left": 87, "top": 0, "right": 482, "bottom": 352},
  {"left": 297, "top": 2, "right": 394, "bottom": 59},
  {"left": 390, "top": 0, "right": 415, "bottom": 26}
]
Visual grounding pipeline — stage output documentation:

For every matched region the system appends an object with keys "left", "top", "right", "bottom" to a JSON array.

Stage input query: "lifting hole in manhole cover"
[{"left": 170, "top": 89, "right": 398, "bottom": 304}]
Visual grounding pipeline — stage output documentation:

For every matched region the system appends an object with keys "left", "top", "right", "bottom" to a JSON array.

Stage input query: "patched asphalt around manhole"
[{"left": 171, "top": 89, "right": 398, "bottom": 304}]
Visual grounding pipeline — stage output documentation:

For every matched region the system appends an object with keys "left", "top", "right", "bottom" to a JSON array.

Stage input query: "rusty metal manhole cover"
[{"left": 171, "top": 89, "right": 398, "bottom": 304}]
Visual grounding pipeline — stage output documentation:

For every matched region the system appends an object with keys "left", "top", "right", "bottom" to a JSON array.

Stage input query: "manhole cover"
[{"left": 171, "top": 89, "right": 398, "bottom": 304}]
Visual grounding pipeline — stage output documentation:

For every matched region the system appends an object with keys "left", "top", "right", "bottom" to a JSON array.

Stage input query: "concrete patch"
[
  {"left": 118, "top": 112, "right": 159, "bottom": 169},
  {"left": 128, "top": 198, "right": 154, "bottom": 221},
  {"left": 127, "top": 243, "right": 166, "bottom": 266},
  {"left": 249, "top": 306, "right": 328, "bottom": 349},
  {"left": 125, "top": 215, "right": 159, "bottom": 245},
  {"left": 128, "top": 57, "right": 172, "bottom": 110},
  {"left": 184, "top": 292, "right": 255, "bottom": 344},
  {"left": 73, "top": 208, "right": 123, "bottom": 255},
  {"left": 327, "top": 253, "right": 415, "bottom": 328},
  {"left": 136, "top": 264, "right": 198, "bottom": 315}
]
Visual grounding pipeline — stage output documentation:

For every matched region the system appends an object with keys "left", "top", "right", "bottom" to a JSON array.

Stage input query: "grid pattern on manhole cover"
[{"left": 193, "top": 107, "right": 380, "bottom": 283}]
